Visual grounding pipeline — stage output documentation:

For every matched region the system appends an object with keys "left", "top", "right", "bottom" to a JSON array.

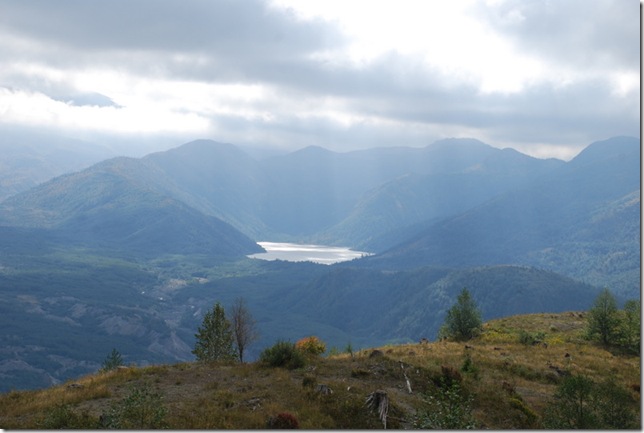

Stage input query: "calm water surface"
[{"left": 248, "top": 242, "right": 372, "bottom": 265}]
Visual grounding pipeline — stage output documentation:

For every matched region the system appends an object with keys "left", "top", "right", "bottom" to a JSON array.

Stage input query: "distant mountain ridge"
[
  {"left": 0, "top": 136, "right": 564, "bottom": 245},
  {"left": 362, "top": 136, "right": 640, "bottom": 297},
  {"left": 0, "top": 128, "right": 116, "bottom": 202},
  {"left": 0, "top": 136, "right": 639, "bottom": 290}
]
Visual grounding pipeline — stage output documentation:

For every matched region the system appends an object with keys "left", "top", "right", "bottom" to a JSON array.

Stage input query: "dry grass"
[{"left": 0, "top": 312, "right": 639, "bottom": 429}]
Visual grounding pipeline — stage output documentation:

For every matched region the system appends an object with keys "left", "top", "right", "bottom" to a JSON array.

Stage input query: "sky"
[{"left": 0, "top": 0, "right": 639, "bottom": 160}]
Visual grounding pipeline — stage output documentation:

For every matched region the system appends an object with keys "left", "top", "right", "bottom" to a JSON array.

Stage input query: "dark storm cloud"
[
  {"left": 0, "top": 0, "right": 345, "bottom": 82},
  {"left": 0, "top": 0, "right": 335, "bottom": 54}
]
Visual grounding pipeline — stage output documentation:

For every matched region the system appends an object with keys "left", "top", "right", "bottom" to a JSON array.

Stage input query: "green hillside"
[
  {"left": 0, "top": 312, "right": 639, "bottom": 429},
  {"left": 368, "top": 136, "right": 640, "bottom": 297},
  {"left": 0, "top": 156, "right": 263, "bottom": 257}
]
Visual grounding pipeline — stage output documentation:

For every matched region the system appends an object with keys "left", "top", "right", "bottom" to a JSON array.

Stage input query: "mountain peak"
[
  {"left": 571, "top": 136, "right": 640, "bottom": 166},
  {"left": 428, "top": 137, "right": 491, "bottom": 151},
  {"left": 148, "top": 139, "right": 251, "bottom": 160},
  {"left": 292, "top": 145, "right": 336, "bottom": 157}
]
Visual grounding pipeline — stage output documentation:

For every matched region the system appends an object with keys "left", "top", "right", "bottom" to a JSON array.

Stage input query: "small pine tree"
[
  {"left": 100, "top": 348, "right": 123, "bottom": 372},
  {"left": 192, "top": 302, "right": 237, "bottom": 362},
  {"left": 618, "top": 299, "right": 640, "bottom": 354},
  {"left": 439, "top": 288, "right": 482, "bottom": 341},
  {"left": 345, "top": 341, "right": 354, "bottom": 358},
  {"left": 586, "top": 288, "right": 619, "bottom": 346}
]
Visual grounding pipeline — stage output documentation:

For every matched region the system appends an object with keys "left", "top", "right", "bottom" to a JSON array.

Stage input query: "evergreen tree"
[
  {"left": 439, "top": 288, "right": 482, "bottom": 341},
  {"left": 618, "top": 299, "right": 640, "bottom": 354},
  {"left": 543, "top": 374, "right": 596, "bottom": 429},
  {"left": 192, "top": 302, "right": 236, "bottom": 362},
  {"left": 100, "top": 348, "right": 124, "bottom": 372},
  {"left": 586, "top": 288, "right": 619, "bottom": 346},
  {"left": 543, "top": 374, "right": 638, "bottom": 429}
]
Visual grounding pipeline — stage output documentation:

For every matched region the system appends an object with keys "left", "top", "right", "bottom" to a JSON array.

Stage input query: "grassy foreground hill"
[{"left": 0, "top": 312, "right": 639, "bottom": 429}]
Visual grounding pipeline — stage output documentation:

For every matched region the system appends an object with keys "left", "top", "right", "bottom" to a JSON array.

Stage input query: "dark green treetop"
[
  {"left": 586, "top": 288, "right": 619, "bottom": 346},
  {"left": 439, "top": 288, "right": 483, "bottom": 341},
  {"left": 193, "top": 302, "right": 237, "bottom": 362}
]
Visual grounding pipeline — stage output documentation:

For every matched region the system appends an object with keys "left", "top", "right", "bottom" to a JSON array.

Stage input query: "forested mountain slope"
[
  {"left": 288, "top": 264, "right": 600, "bottom": 344},
  {"left": 363, "top": 136, "right": 640, "bottom": 297},
  {"left": 0, "top": 156, "right": 262, "bottom": 257}
]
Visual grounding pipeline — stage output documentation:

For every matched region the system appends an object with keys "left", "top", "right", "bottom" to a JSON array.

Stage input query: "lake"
[{"left": 248, "top": 241, "right": 373, "bottom": 265}]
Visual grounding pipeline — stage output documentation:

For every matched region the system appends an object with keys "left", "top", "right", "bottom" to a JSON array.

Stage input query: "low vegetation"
[
  {"left": 295, "top": 336, "right": 327, "bottom": 356},
  {"left": 259, "top": 340, "right": 307, "bottom": 370},
  {"left": 0, "top": 311, "right": 639, "bottom": 429}
]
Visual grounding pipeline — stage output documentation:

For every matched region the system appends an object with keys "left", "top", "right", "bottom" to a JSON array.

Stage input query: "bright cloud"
[
  {"left": 0, "top": 0, "right": 638, "bottom": 159},
  {"left": 273, "top": 0, "right": 554, "bottom": 94},
  {"left": 0, "top": 87, "right": 210, "bottom": 134}
]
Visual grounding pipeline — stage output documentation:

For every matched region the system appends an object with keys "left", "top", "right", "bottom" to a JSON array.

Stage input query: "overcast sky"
[{"left": 0, "top": 0, "right": 639, "bottom": 160}]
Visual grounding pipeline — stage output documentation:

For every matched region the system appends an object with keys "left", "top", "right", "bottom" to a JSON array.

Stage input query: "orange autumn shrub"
[{"left": 295, "top": 336, "right": 326, "bottom": 356}]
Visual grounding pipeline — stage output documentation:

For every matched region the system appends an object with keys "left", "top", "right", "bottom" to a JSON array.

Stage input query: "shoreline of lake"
[{"left": 248, "top": 241, "right": 373, "bottom": 265}]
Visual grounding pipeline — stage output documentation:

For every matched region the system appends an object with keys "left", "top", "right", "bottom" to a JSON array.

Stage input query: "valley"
[{"left": 0, "top": 135, "right": 639, "bottom": 393}]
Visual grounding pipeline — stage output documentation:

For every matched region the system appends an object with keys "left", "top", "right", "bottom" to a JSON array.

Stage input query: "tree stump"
[
  {"left": 365, "top": 390, "right": 389, "bottom": 429},
  {"left": 315, "top": 384, "right": 333, "bottom": 395}
]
